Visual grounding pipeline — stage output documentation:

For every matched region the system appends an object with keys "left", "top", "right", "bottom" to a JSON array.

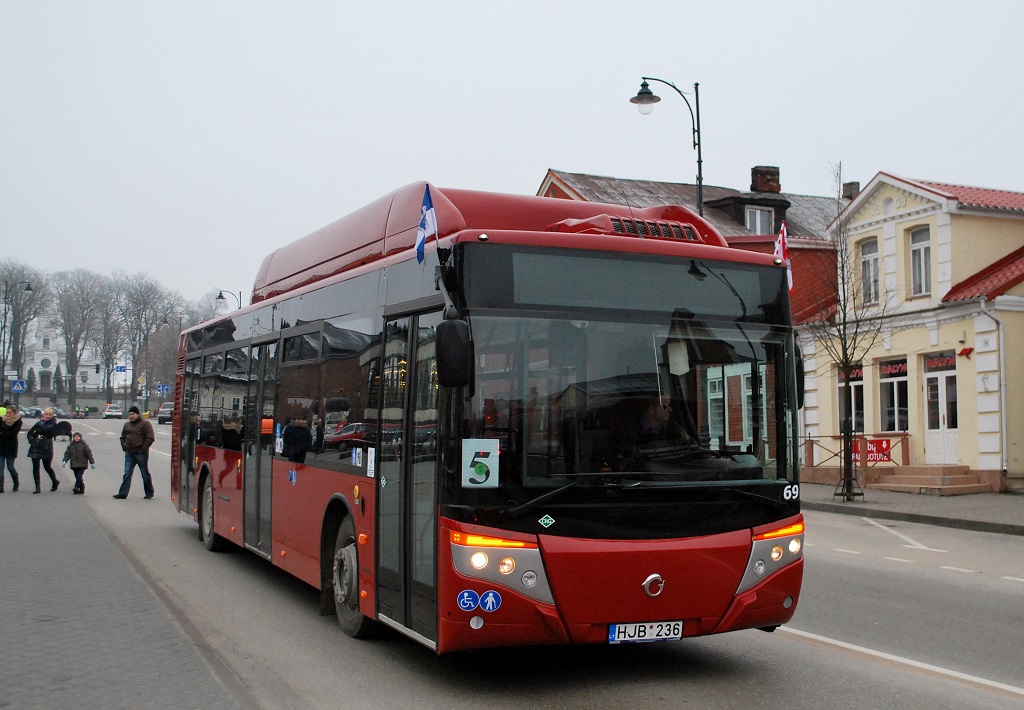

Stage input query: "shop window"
[{"left": 878, "top": 358, "right": 908, "bottom": 432}]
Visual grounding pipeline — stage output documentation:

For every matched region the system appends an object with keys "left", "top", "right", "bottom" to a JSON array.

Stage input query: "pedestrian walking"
[
  {"left": 114, "top": 405, "right": 155, "bottom": 499},
  {"left": 26, "top": 407, "right": 61, "bottom": 493},
  {"left": 0, "top": 401, "right": 22, "bottom": 492},
  {"left": 62, "top": 431, "right": 96, "bottom": 495}
]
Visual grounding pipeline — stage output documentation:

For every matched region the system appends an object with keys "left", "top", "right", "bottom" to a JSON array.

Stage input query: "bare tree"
[
  {"left": 801, "top": 163, "right": 895, "bottom": 499},
  {"left": 50, "top": 268, "right": 106, "bottom": 407},
  {"left": 0, "top": 260, "right": 48, "bottom": 404},
  {"left": 115, "top": 272, "right": 183, "bottom": 410},
  {"left": 93, "top": 276, "right": 128, "bottom": 404}
]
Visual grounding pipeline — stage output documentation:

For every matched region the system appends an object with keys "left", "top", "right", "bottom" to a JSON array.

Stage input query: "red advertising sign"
[{"left": 851, "top": 438, "right": 892, "bottom": 463}]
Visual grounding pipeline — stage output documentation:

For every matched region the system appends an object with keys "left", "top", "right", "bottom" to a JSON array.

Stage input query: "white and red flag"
[{"left": 774, "top": 220, "right": 793, "bottom": 293}]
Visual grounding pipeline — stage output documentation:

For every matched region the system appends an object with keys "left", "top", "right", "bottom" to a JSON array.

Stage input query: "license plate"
[{"left": 608, "top": 620, "right": 683, "bottom": 644}]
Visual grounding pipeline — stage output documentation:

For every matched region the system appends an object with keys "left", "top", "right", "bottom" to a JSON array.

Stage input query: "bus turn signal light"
[
  {"left": 754, "top": 522, "right": 805, "bottom": 541},
  {"left": 450, "top": 531, "right": 538, "bottom": 549}
]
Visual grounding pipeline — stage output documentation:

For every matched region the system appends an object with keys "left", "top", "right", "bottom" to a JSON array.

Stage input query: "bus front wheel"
[
  {"left": 200, "top": 476, "right": 228, "bottom": 552},
  {"left": 333, "top": 517, "right": 374, "bottom": 638}
]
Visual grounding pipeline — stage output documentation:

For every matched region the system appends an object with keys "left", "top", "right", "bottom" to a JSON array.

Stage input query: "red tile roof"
[
  {"left": 889, "top": 175, "right": 1024, "bottom": 213},
  {"left": 944, "top": 243, "right": 1024, "bottom": 302}
]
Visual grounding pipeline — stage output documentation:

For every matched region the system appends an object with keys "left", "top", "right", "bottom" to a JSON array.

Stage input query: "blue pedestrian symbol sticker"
[
  {"left": 457, "top": 589, "right": 480, "bottom": 611},
  {"left": 480, "top": 590, "right": 502, "bottom": 612}
]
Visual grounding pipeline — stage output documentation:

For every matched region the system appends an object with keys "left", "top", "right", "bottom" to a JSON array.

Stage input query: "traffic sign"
[
  {"left": 11, "top": 380, "right": 26, "bottom": 393},
  {"left": 115, "top": 365, "right": 126, "bottom": 373},
  {"left": 4, "top": 370, "right": 17, "bottom": 377},
  {"left": 138, "top": 375, "right": 146, "bottom": 385}
]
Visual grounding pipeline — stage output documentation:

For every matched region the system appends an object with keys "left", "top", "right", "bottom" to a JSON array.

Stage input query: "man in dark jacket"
[{"left": 114, "top": 406, "right": 156, "bottom": 499}]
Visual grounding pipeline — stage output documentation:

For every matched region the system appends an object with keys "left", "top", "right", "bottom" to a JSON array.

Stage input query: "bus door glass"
[
  {"left": 244, "top": 342, "right": 277, "bottom": 556},
  {"left": 179, "top": 357, "right": 201, "bottom": 514},
  {"left": 377, "top": 311, "right": 442, "bottom": 641}
]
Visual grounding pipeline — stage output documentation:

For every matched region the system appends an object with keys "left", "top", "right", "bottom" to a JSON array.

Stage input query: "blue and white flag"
[{"left": 416, "top": 185, "right": 437, "bottom": 264}]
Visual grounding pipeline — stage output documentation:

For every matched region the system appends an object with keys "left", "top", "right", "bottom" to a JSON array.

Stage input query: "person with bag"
[
  {"left": 62, "top": 431, "right": 96, "bottom": 495},
  {"left": 0, "top": 402, "right": 22, "bottom": 492},
  {"left": 26, "top": 407, "right": 61, "bottom": 493},
  {"left": 114, "top": 406, "right": 155, "bottom": 499}
]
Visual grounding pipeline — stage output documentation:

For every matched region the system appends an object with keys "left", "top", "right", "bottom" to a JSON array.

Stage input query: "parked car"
[
  {"left": 323, "top": 422, "right": 377, "bottom": 451},
  {"left": 20, "top": 405, "right": 42, "bottom": 418},
  {"left": 102, "top": 404, "right": 124, "bottom": 419},
  {"left": 51, "top": 407, "right": 69, "bottom": 419},
  {"left": 156, "top": 402, "right": 175, "bottom": 425}
]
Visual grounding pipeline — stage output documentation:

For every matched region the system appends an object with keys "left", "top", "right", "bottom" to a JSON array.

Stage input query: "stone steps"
[
  {"left": 804, "top": 465, "right": 998, "bottom": 495},
  {"left": 869, "top": 481, "right": 993, "bottom": 496},
  {"left": 866, "top": 466, "right": 990, "bottom": 496}
]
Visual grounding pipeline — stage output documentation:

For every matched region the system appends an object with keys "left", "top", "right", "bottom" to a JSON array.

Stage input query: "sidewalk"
[
  {"left": 801, "top": 481, "right": 1024, "bottom": 536},
  {"left": 0, "top": 475, "right": 248, "bottom": 709}
]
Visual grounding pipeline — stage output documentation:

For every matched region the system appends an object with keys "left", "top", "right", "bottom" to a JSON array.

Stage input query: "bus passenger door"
[
  {"left": 243, "top": 342, "right": 277, "bottom": 557},
  {"left": 377, "top": 312, "right": 442, "bottom": 643},
  {"left": 178, "top": 358, "right": 201, "bottom": 515}
]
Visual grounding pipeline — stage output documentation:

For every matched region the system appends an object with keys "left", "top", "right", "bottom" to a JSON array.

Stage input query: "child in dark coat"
[{"left": 62, "top": 432, "right": 96, "bottom": 495}]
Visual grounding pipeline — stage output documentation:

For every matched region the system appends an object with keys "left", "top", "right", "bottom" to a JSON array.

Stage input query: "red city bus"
[{"left": 169, "top": 182, "right": 804, "bottom": 653}]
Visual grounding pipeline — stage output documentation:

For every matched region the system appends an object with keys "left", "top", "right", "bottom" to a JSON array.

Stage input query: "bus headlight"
[
  {"left": 470, "top": 552, "right": 488, "bottom": 570},
  {"left": 736, "top": 520, "right": 805, "bottom": 594},
  {"left": 450, "top": 530, "right": 553, "bottom": 604}
]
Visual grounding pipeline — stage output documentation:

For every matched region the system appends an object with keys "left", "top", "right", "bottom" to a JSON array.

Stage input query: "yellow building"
[{"left": 802, "top": 173, "right": 1024, "bottom": 493}]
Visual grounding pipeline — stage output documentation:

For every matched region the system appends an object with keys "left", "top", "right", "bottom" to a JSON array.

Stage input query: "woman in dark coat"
[
  {"left": 26, "top": 408, "right": 61, "bottom": 493},
  {"left": 0, "top": 403, "right": 23, "bottom": 492}
]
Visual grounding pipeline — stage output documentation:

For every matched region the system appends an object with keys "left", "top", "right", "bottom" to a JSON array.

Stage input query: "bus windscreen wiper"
[
  {"left": 502, "top": 478, "right": 582, "bottom": 520},
  {"left": 719, "top": 487, "right": 786, "bottom": 510}
]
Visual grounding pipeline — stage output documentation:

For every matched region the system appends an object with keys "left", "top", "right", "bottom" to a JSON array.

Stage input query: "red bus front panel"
[{"left": 436, "top": 515, "right": 803, "bottom": 653}]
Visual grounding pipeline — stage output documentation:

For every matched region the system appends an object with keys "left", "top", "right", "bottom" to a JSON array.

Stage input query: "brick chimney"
[
  {"left": 842, "top": 181, "right": 860, "bottom": 200},
  {"left": 751, "top": 166, "right": 781, "bottom": 193}
]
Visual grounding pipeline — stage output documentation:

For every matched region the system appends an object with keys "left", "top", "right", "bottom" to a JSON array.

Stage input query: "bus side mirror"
[{"left": 436, "top": 319, "right": 473, "bottom": 388}]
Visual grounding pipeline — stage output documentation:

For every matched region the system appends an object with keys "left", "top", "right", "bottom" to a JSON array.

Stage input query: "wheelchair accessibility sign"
[{"left": 457, "top": 589, "right": 502, "bottom": 612}]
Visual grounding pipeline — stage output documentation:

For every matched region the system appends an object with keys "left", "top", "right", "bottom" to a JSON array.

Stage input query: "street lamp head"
[
  {"left": 216, "top": 290, "right": 242, "bottom": 309},
  {"left": 630, "top": 80, "right": 661, "bottom": 115}
]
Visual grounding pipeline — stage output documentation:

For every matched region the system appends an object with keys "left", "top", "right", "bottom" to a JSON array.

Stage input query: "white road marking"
[
  {"left": 781, "top": 627, "right": 1024, "bottom": 697},
  {"left": 882, "top": 557, "right": 915, "bottom": 563},
  {"left": 862, "top": 516, "right": 945, "bottom": 552},
  {"left": 1003, "top": 577, "right": 1024, "bottom": 583},
  {"left": 940, "top": 566, "right": 976, "bottom": 574},
  {"left": 832, "top": 548, "right": 862, "bottom": 555}
]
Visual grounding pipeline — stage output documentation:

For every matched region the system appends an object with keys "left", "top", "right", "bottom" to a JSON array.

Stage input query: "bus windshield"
[{"left": 444, "top": 248, "right": 799, "bottom": 539}]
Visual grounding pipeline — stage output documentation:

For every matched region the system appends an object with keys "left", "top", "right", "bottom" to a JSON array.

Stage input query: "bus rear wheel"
[
  {"left": 200, "top": 476, "right": 228, "bottom": 552},
  {"left": 333, "top": 517, "right": 374, "bottom": 638}
]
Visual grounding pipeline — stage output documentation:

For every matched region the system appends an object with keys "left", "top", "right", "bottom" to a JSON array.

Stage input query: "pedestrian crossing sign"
[{"left": 11, "top": 380, "right": 26, "bottom": 393}]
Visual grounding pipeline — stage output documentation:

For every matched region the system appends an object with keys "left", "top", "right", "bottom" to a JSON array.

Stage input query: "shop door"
[
  {"left": 243, "top": 342, "right": 277, "bottom": 557},
  {"left": 924, "top": 371, "right": 958, "bottom": 465},
  {"left": 376, "top": 312, "right": 442, "bottom": 644}
]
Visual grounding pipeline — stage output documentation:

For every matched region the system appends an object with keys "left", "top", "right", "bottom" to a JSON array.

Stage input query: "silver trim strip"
[{"left": 377, "top": 614, "right": 438, "bottom": 651}]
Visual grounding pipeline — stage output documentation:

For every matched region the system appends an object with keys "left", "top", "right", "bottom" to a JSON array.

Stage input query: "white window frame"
[
  {"left": 860, "top": 238, "right": 879, "bottom": 305},
  {"left": 745, "top": 207, "right": 773, "bottom": 234},
  {"left": 910, "top": 227, "right": 931, "bottom": 297}
]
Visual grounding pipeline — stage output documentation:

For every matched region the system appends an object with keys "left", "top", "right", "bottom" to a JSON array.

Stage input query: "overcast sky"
[{"left": 3, "top": 1, "right": 1022, "bottom": 302}]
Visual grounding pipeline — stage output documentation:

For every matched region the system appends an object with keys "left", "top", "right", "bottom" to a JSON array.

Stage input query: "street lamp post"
[
  {"left": 0, "top": 280, "right": 33, "bottom": 403},
  {"left": 629, "top": 77, "right": 704, "bottom": 217},
  {"left": 216, "top": 290, "right": 243, "bottom": 310}
]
